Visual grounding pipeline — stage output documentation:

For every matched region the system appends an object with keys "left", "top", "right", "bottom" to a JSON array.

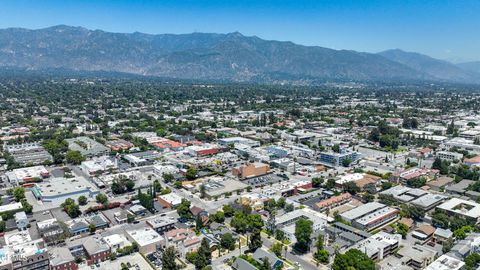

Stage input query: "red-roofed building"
[
  {"left": 315, "top": 193, "right": 352, "bottom": 212},
  {"left": 464, "top": 155, "right": 480, "bottom": 167}
]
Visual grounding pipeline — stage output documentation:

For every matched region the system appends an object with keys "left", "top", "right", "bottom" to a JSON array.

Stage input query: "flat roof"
[
  {"left": 340, "top": 202, "right": 385, "bottom": 221},
  {"left": 425, "top": 255, "right": 465, "bottom": 270},
  {"left": 127, "top": 227, "right": 162, "bottom": 246},
  {"left": 437, "top": 198, "right": 480, "bottom": 219}
]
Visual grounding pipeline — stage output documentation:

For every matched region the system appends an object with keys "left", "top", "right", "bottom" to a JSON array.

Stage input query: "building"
[
  {"left": 340, "top": 202, "right": 399, "bottom": 231},
  {"left": 425, "top": 255, "right": 465, "bottom": 270},
  {"left": 203, "top": 178, "right": 249, "bottom": 199},
  {"left": 391, "top": 167, "right": 438, "bottom": 185},
  {"left": 80, "top": 156, "right": 118, "bottom": 175},
  {"left": 437, "top": 198, "right": 480, "bottom": 222},
  {"left": 218, "top": 137, "right": 260, "bottom": 147},
  {"left": 350, "top": 232, "right": 400, "bottom": 261},
  {"left": 232, "top": 162, "right": 270, "bottom": 178},
  {"left": 103, "top": 234, "right": 132, "bottom": 252},
  {"left": 435, "top": 151, "right": 463, "bottom": 162},
  {"left": 6, "top": 165, "right": 50, "bottom": 185},
  {"left": 105, "top": 139, "right": 134, "bottom": 151},
  {"left": 0, "top": 230, "right": 50, "bottom": 270},
  {"left": 318, "top": 150, "right": 361, "bottom": 167},
  {"left": 325, "top": 222, "right": 372, "bottom": 248},
  {"left": 447, "top": 233, "right": 480, "bottom": 260},
  {"left": 32, "top": 176, "right": 99, "bottom": 203},
  {"left": 66, "top": 136, "right": 110, "bottom": 157},
  {"left": 444, "top": 137, "right": 480, "bottom": 153},
  {"left": 252, "top": 248, "right": 283, "bottom": 269},
  {"left": 126, "top": 227, "right": 162, "bottom": 255},
  {"left": 0, "top": 202, "right": 23, "bottom": 215},
  {"left": 426, "top": 176, "right": 455, "bottom": 191},
  {"left": 158, "top": 193, "right": 183, "bottom": 208},
  {"left": 4, "top": 142, "right": 53, "bottom": 165},
  {"left": 14, "top": 211, "right": 28, "bottom": 230},
  {"left": 464, "top": 155, "right": 480, "bottom": 167},
  {"left": 314, "top": 193, "right": 352, "bottom": 212},
  {"left": 164, "top": 228, "right": 201, "bottom": 257},
  {"left": 83, "top": 236, "right": 111, "bottom": 265},
  {"left": 146, "top": 215, "right": 176, "bottom": 233},
  {"left": 49, "top": 247, "right": 78, "bottom": 270},
  {"left": 395, "top": 245, "right": 437, "bottom": 270},
  {"left": 276, "top": 209, "right": 328, "bottom": 242},
  {"left": 37, "top": 218, "right": 66, "bottom": 244},
  {"left": 123, "top": 151, "right": 161, "bottom": 166}
]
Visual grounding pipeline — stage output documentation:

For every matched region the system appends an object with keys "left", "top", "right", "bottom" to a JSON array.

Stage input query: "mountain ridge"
[{"left": 0, "top": 25, "right": 476, "bottom": 84}]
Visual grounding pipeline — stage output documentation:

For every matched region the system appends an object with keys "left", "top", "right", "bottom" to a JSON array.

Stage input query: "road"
[{"left": 261, "top": 235, "right": 325, "bottom": 270}]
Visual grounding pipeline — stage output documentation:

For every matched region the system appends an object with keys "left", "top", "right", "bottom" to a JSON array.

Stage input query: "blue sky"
[{"left": 1, "top": 0, "right": 479, "bottom": 62}]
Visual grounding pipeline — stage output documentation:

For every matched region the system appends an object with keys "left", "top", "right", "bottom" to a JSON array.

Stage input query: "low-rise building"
[
  {"left": 425, "top": 254, "right": 465, "bottom": 270},
  {"left": 126, "top": 227, "right": 162, "bottom": 255},
  {"left": 66, "top": 136, "right": 110, "bottom": 157},
  {"left": 435, "top": 151, "right": 463, "bottom": 162},
  {"left": 341, "top": 202, "right": 399, "bottom": 231},
  {"left": 350, "top": 232, "right": 400, "bottom": 261},
  {"left": 49, "top": 247, "right": 78, "bottom": 270},
  {"left": 437, "top": 198, "right": 480, "bottom": 222},
  {"left": 4, "top": 142, "right": 53, "bottom": 166},
  {"left": 232, "top": 162, "right": 270, "bottom": 178}
]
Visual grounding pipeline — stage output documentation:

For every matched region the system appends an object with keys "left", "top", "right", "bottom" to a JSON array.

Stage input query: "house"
[
  {"left": 232, "top": 258, "right": 257, "bottom": 270},
  {"left": 412, "top": 224, "right": 436, "bottom": 243},
  {"left": 252, "top": 248, "right": 283, "bottom": 269},
  {"left": 190, "top": 206, "right": 209, "bottom": 225}
]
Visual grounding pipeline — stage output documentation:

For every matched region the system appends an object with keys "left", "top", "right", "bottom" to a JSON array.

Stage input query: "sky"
[{"left": 1, "top": 0, "right": 479, "bottom": 62}]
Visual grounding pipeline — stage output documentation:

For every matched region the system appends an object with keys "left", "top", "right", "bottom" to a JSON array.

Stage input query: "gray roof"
[
  {"left": 253, "top": 248, "right": 281, "bottom": 267},
  {"left": 232, "top": 258, "right": 257, "bottom": 270},
  {"left": 83, "top": 236, "right": 110, "bottom": 255},
  {"left": 50, "top": 247, "right": 75, "bottom": 266}
]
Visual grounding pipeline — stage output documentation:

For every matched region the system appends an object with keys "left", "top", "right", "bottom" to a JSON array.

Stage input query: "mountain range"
[{"left": 0, "top": 25, "right": 478, "bottom": 84}]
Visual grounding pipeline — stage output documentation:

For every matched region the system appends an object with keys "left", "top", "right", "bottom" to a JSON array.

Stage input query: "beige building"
[{"left": 233, "top": 162, "right": 270, "bottom": 178}]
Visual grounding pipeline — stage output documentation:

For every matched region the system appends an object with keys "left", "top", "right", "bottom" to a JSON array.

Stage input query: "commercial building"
[
  {"left": 6, "top": 165, "right": 50, "bottom": 185},
  {"left": 0, "top": 230, "right": 50, "bottom": 270},
  {"left": 66, "top": 136, "right": 110, "bottom": 157},
  {"left": 103, "top": 234, "right": 132, "bottom": 252},
  {"left": 4, "top": 142, "right": 53, "bottom": 165},
  {"left": 32, "top": 176, "right": 99, "bottom": 203},
  {"left": 218, "top": 137, "right": 260, "bottom": 147},
  {"left": 146, "top": 215, "right": 176, "bottom": 234},
  {"left": 157, "top": 193, "right": 183, "bottom": 208},
  {"left": 80, "top": 156, "right": 118, "bottom": 175},
  {"left": 126, "top": 227, "right": 162, "bottom": 255},
  {"left": 49, "top": 247, "right": 78, "bottom": 270},
  {"left": 83, "top": 236, "right": 111, "bottom": 265},
  {"left": 123, "top": 151, "right": 161, "bottom": 166},
  {"left": 203, "top": 178, "right": 248, "bottom": 199},
  {"left": 318, "top": 150, "right": 361, "bottom": 167},
  {"left": 340, "top": 202, "right": 399, "bottom": 231},
  {"left": 232, "top": 162, "right": 270, "bottom": 178}
]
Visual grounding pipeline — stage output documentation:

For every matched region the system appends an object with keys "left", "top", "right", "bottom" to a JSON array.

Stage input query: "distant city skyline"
[{"left": 1, "top": 0, "right": 479, "bottom": 62}]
